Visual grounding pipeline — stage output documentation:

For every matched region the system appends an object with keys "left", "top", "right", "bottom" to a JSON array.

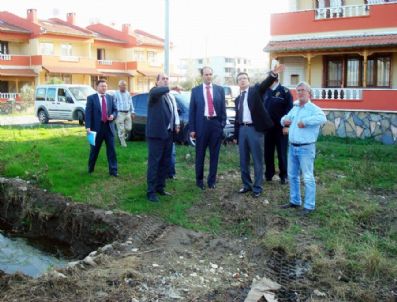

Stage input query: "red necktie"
[
  {"left": 206, "top": 85, "right": 214, "bottom": 117},
  {"left": 101, "top": 95, "right": 107, "bottom": 122}
]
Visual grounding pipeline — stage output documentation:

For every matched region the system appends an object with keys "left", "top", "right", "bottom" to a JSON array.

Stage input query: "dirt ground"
[{"left": 0, "top": 176, "right": 395, "bottom": 301}]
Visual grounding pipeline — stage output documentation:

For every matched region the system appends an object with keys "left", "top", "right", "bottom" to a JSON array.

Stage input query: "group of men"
[{"left": 85, "top": 64, "right": 326, "bottom": 215}]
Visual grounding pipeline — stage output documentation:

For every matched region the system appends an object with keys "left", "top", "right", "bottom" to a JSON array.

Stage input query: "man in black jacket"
[
  {"left": 263, "top": 79, "right": 293, "bottom": 184},
  {"left": 146, "top": 73, "right": 180, "bottom": 202},
  {"left": 234, "top": 64, "right": 284, "bottom": 197}
]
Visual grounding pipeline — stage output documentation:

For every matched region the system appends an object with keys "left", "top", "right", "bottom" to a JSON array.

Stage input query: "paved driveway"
[{"left": 0, "top": 115, "right": 39, "bottom": 126}]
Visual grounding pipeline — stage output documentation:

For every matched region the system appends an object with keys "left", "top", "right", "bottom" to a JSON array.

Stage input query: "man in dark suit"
[
  {"left": 263, "top": 79, "right": 293, "bottom": 184},
  {"left": 234, "top": 65, "right": 285, "bottom": 197},
  {"left": 189, "top": 66, "right": 226, "bottom": 190},
  {"left": 146, "top": 73, "right": 180, "bottom": 202},
  {"left": 85, "top": 79, "right": 118, "bottom": 176}
]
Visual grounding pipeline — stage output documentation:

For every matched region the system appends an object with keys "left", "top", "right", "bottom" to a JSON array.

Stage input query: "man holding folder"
[{"left": 85, "top": 79, "right": 118, "bottom": 177}]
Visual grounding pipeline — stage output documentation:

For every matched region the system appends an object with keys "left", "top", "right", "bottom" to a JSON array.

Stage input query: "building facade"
[
  {"left": 0, "top": 9, "right": 165, "bottom": 103},
  {"left": 265, "top": 0, "right": 397, "bottom": 144}
]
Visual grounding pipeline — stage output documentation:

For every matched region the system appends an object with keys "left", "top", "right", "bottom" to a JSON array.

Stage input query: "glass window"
[
  {"left": 46, "top": 88, "right": 56, "bottom": 102},
  {"left": 346, "top": 58, "right": 360, "bottom": 87},
  {"left": 40, "top": 43, "right": 54, "bottom": 55},
  {"left": 376, "top": 57, "right": 390, "bottom": 87},
  {"left": 291, "top": 74, "right": 299, "bottom": 86},
  {"left": 366, "top": 60, "right": 375, "bottom": 86},
  {"left": 134, "top": 50, "right": 145, "bottom": 62},
  {"left": 61, "top": 44, "right": 72, "bottom": 56},
  {"left": 327, "top": 58, "right": 343, "bottom": 87},
  {"left": 147, "top": 51, "right": 158, "bottom": 66},
  {"left": 69, "top": 86, "right": 96, "bottom": 101},
  {"left": 36, "top": 88, "right": 46, "bottom": 101},
  {"left": 0, "top": 41, "right": 9, "bottom": 54}
]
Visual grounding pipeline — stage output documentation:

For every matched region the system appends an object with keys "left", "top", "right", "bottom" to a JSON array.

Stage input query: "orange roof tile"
[
  {"left": 0, "top": 20, "right": 30, "bottom": 33},
  {"left": 264, "top": 34, "right": 397, "bottom": 52},
  {"left": 39, "top": 19, "right": 94, "bottom": 38},
  {"left": 0, "top": 68, "right": 37, "bottom": 77}
]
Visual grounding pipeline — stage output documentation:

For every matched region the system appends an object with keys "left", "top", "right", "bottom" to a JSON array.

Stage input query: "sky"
[{"left": 2, "top": 0, "right": 289, "bottom": 67}]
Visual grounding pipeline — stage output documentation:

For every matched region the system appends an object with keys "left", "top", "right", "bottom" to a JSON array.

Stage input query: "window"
[
  {"left": 134, "top": 50, "right": 145, "bottom": 62},
  {"left": 291, "top": 74, "right": 299, "bottom": 85},
  {"left": 147, "top": 51, "right": 158, "bottom": 66},
  {"left": 198, "top": 59, "right": 203, "bottom": 64},
  {"left": 326, "top": 57, "right": 343, "bottom": 87},
  {"left": 367, "top": 55, "right": 391, "bottom": 87},
  {"left": 46, "top": 88, "right": 56, "bottom": 102},
  {"left": 225, "top": 58, "right": 234, "bottom": 63},
  {"left": 325, "top": 54, "right": 390, "bottom": 88},
  {"left": 40, "top": 43, "right": 54, "bottom": 55},
  {"left": 36, "top": 88, "right": 46, "bottom": 101},
  {"left": 61, "top": 44, "right": 72, "bottom": 56},
  {"left": 225, "top": 67, "right": 233, "bottom": 73},
  {"left": 346, "top": 58, "right": 361, "bottom": 87},
  {"left": 97, "top": 48, "right": 105, "bottom": 60},
  {"left": 0, "top": 41, "right": 9, "bottom": 54}
]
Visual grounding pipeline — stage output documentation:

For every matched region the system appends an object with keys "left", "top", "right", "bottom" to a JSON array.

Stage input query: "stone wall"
[{"left": 321, "top": 110, "right": 397, "bottom": 144}]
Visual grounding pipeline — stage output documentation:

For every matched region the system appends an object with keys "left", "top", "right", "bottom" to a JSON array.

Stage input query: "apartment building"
[
  {"left": 0, "top": 9, "right": 165, "bottom": 102},
  {"left": 180, "top": 56, "right": 252, "bottom": 85},
  {"left": 264, "top": 0, "right": 397, "bottom": 143}
]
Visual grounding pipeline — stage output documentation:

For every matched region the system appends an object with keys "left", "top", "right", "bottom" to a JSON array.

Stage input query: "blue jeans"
[{"left": 288, "top": 143, "right": 316, "bottom": 210}]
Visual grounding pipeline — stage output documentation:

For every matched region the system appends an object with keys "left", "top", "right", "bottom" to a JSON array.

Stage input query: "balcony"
[
  {"left": 0, "top": 54, "right": 31, "bottom": 67},
  {"left": 270, "top": 2, "right": 397, "bottom": 36},
  {"left": 0, "top": 93, "right": 19, "bottom": 100},
  {"left": 96, "top": 60, "right": 137, "bottom": 71},
  {"left": 312, "top": 88, "right": 363, "bottom": 100},
  {"left": 315, "top": 4, "right": 368, "bottom": 19}
]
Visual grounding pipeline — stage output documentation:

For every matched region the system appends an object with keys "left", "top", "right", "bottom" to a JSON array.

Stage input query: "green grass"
[{"left": 0, "top": 126, "right": 396, "bottom": 300}]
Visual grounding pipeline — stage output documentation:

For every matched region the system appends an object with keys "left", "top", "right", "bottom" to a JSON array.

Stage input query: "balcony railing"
[
  {"left": 367, "top": 0, "right": 397, "bottom": 4},
  {"left": 312, "top": 88, "right": 363, "bottom": 100},
  {"left": 315, "top": 4, "right": 369, "bottom": 19},
  {"left": 0, "top": 93, "right": 19, "bottom": 100},
  {"left": 0, "top": 54, "right": 12, "bottom": 61},
  {"left": 98, "top": 59, "right": 113, "bottom": 65}
]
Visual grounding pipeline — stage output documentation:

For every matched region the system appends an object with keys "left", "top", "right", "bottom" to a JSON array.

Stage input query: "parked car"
[
  {"left": 130, "top": 91, "right": 235, "bottom": 146},
  {"left": 34, "top": 84, "right": 96, "bottom": 125}
]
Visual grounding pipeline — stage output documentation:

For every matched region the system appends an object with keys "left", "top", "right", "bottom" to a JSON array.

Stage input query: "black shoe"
[
  {"left": 147, "top": 194, "right": 159, "bottom": 202},
  {"left": 300, "top": 208, "right": 314, "bottom": 216},
  {"left": 280, "top": 178, "right": 287, "bottom": 185},
  {"left": 197, "top": 184, "right": 205, "bottom": 190},
  {"left": 168, "top": 175, "right": 177, "bottom": 180},
  {"left": 266, "top": 177, "right": 272, "bottom": 182},
  {"left": 208, "top": 184, "right": 216, "bottom": 189},
  {"left": 238, "top": 187, "right": 252, "bottom": 194},
  {"left": 110, "top": 173, "right": 118, "bottom": 177},
  {"left": 252, "top": 192, "right": 261, "bottom": 198},
  {"left": 157, "top": 190, "right": 172, "bottom": 196},
  {"left": 281, "top": 203, "right": 300, "bottom": 209}
]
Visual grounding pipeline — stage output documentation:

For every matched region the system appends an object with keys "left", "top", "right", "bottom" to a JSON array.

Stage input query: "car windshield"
[{"left": 69, "top": 86, "right": 96, "bottom": 101}]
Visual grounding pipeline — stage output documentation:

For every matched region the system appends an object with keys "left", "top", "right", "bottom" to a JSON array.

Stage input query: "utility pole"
[{"left": 164, "top": 0, "right": 170, "bottom": 75}]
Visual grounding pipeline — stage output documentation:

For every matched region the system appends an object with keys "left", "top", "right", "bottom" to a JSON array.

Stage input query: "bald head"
[{"left": 156, "top": 73, "right": 169, "bottom": 87}]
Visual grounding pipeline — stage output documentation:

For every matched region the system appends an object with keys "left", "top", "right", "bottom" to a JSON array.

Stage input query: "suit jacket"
[
  {"left": 264, "top": 84, "right": 293, "bottom": 129},
  {"left": 234, "top": 74, "right": 276, "bottom": 140},
  {"left": 146, "top": 86, "right": 177, "bottom": 139},
  {"left": 85, "top": 93, "right": 117, "bottom": 135},
  {"left": 189, "top": 84, "right": 226, "bottom": 137}
]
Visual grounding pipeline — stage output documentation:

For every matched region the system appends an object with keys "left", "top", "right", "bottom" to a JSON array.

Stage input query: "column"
[
  {"left": 306, "top": 54, "right": 312, "bottom": 84},
  {"left": 362, "top": 50, "right": 368, "bottom": 88}
]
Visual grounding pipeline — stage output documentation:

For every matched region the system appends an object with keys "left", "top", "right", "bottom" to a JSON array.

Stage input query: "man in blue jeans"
[{"left": 280, "top": 81, "right": 326, "bottom": 215}]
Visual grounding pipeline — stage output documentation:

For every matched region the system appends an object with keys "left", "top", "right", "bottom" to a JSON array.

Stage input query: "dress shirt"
[
  {"left": 97, "top": 93, "right": 106, "bottom": 112},
  {"left": 202, "top": 83, "right": 217, "bottom": 117},
  {"left": 114, "top": 91, "right": 134, "bottom": 113},
  {"left": 280, "top": 100, "right": 326, "bottom": 144},
  {"left": 240, "top": 88, "right": 252, "bottom": 124}
]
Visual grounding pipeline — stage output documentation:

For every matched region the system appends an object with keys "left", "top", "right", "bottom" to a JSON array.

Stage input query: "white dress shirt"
[
  {"left": 240, "top": 88, "right": 253, "bottom": 124},
  {"left": 202, "top": 83, "right": 217, "bottom": 117}
]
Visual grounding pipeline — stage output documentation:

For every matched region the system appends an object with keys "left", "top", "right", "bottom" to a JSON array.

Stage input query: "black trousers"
[
  {"left": 195, "top": 118, "right": 223, "bottom": 187},
  {"left": 264, "top": 127, "right": 288, "bottom": 180},
  {"left": 88, "top": 122, "right": 118, "bottom": 175},
  {"left": 147, "top": 131, "right": 173, "bottom": 195}
]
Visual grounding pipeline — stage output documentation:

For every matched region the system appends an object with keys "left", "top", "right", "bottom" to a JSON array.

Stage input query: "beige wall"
[
  {"left": 71, "top": 74, "right": 90, "bottom": 85},
  {"left": 8, "top": 42, "right": 30, "bottom": 55},
  {"left": 310, "top": 56, "right": 323, "bottom": 87},
  {"left": 297, "top": 0, "right": 313, "bottom": 10},
  {"left": 345, "top": 0, "right": 365, "bottom": 6}
]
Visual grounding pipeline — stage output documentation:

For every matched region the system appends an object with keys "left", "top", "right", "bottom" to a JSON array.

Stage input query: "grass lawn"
[{"left": 0, "top": 124, "right": 396, "bottom": 300}]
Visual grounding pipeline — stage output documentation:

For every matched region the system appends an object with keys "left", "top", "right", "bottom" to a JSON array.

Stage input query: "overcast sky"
[{"left": 2, "top": 0, "right": 289, "bottom": 67}]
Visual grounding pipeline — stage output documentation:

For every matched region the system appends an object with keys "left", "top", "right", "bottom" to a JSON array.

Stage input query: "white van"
[{"left": 34, "top": 84, "right": 96, "bottom": 125}]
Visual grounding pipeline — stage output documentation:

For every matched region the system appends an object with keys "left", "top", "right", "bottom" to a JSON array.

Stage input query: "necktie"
[
  {"left": 206, "top": 85, "right": 214, "bottom": 117},
  {"left": 238, "top": 91, "right": 246, "bottom": 124},
  {"left": 101, "top": 95, "right": 107, "bottom": 122}
]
